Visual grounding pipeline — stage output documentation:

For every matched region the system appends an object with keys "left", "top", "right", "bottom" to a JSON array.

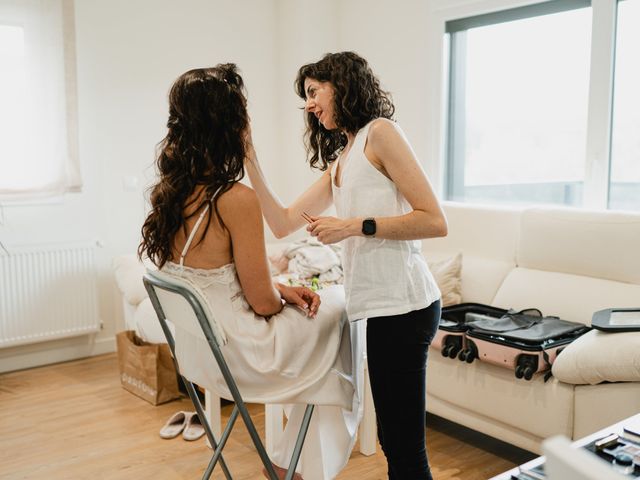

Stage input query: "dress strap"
[
  {"left": 179, "top": 186, "right": 222, "bottom": 270},
  {"left": 353, "top": 119, "right": 376, "bottom": 152}
]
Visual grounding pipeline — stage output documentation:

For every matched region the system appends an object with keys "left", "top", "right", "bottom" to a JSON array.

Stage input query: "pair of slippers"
[{"left": 159, "top": 411, "right": 205, "bottom": 441}]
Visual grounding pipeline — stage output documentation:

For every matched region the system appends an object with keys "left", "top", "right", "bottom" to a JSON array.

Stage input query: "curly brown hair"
[
  {"left": 138, "top": 64, "right": 249, "bottom": 268},
  {"left": 295, "top": 51, "right": 395, "bottom": 170}
]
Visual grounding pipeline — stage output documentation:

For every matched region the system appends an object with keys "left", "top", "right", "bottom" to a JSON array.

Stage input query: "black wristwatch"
[{"left": 362, "top": 218, "right": 376, "bottom": 236}]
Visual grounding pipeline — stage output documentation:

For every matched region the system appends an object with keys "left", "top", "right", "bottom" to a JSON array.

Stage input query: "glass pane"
[
  {"left": 449, "top": 8, "right": 592, "bottom": 206},
  {"left": 0, "top": 25, "right": 27, "bottom": 189},
  {"left": 609, "top": 0, "right": 640, "bottom": 212}
]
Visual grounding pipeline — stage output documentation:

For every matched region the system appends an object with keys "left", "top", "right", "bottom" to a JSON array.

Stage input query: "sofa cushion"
[
  {"left": 134, "top": 298, "right": 171, "bottom": 344},
  {"left": 424, "top": 201, "right": 521, "bottom": 262},
  {"left": 552, "top": 329, "right": 640, "bottom": 385},
  {"left": 518, "top": 207, "right": 640, "bottom": 284},
  {"left": 423, "top": 202, "right": 520, "bottom": 305},
  {"left": 492, "top": 268, "right": 640, "bottom": 326},
  {"left": 427, "top": 253, "right": 462, "bottom": 307},
  {"left": 113, "top": 255, "right": 149, "bottom": 307},
  {"left": 423, "top": 251, "right": 513, "bottom": 306},
  {"left": 459, "top": 255, "right": 514, "bottom": 305}
]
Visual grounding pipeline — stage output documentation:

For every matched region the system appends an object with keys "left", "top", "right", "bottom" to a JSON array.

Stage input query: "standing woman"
[{"left": 245, "top": 51, "right": 447, "bottom": 479}]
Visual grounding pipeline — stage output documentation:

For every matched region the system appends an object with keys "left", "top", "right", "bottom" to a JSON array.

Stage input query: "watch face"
[{"left": 362, "top": 218, "right": 376, "bottom": 235}]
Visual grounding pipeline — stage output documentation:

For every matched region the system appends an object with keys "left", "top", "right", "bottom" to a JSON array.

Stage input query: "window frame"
[{"left": 429, "top": 0, "right": 620, "bottom": 210}]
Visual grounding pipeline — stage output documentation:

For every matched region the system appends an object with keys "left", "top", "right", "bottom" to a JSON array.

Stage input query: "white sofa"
[
  {"left": 115, "top": 202, "right": 640, "bottom": 456},
  {"left": 422, "top": 202, "right": 640, "bottom": 453}
]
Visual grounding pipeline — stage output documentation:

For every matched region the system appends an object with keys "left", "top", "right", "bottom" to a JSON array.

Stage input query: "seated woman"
[{"left": 138, "top": 64, "right": 362, "bottom": 480}]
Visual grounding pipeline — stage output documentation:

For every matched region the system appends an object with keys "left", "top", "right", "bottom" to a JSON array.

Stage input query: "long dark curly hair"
[
  {"left": 138, "top": 64, "right": 249, "bottom": 268},
  {"left": 295, "top": 51, "right": 395, "bottom": 170}
]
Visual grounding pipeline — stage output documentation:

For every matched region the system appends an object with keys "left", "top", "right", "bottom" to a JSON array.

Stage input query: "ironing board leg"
[
  {"left": 205, "top": 389, "right": 222, "bottom": 449},
  {"left": 265, "top": 404, "right": 284, "bottom": 456},
  {"left": 359, "top": 361, "right": 377, "bottom": 456}
]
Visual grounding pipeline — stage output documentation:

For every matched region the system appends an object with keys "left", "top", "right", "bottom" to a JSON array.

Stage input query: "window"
[
  {"left": 609, "top": 0, "right": 640, "bottom": 211},
  {"left": 445, "top": 1, "right": 592, "bottom": 207},
  {"left": 0, "top": 0, "right": 80, "bottom": 201},
  {"left": 443, "top": 0, "right": 638, "bottom": 212},
  {"left": 0, "top": 25, "right": 28, "bottom": 191}
]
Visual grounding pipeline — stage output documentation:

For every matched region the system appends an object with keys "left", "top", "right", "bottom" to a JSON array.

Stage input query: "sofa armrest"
[
  {"left": 552, "top": 329, "right": 640, "bottom": 385},
  {"left": 113, "top": 254, "right": 149, "bottom": 307}
]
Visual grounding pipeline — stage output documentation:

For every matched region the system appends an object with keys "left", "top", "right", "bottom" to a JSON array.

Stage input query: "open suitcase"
[
  {"left": 433, "top": 303, "right": 507, "bottom": 361},
  {"left": 436, "top": 303, "right": 590, "bottom": 381}
]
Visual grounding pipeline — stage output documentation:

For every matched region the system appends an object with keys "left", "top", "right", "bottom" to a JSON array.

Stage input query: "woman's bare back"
[{"left": 170, "top": 184, "right": 233, "bottom": 270}]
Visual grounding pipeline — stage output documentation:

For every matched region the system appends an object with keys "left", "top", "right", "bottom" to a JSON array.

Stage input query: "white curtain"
[{"left": 0, "top": 0, "right": 80, "bottom": 200}]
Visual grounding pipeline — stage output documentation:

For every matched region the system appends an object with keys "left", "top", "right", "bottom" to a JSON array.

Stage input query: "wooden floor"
[{"left": 0, "top": 354, "right": 535, "bottom": 479}]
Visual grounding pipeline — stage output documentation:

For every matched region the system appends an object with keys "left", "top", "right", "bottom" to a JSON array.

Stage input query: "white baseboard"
[{"left": 0, "top": 334, "right": 116, "bottom": 374}]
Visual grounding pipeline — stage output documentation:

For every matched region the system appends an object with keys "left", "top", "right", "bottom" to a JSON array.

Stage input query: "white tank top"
[{"left": 331, "top": 119, "right": 441, "bottom": 321}]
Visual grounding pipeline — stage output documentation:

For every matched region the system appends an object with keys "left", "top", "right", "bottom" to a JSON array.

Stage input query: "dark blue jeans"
[{"left": 366, "top": 300, "right": 441, "bottom": 480}]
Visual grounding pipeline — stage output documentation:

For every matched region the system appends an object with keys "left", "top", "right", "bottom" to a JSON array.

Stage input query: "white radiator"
[{"left": 0, "top": 243, "right": 100, "bottom": 348}]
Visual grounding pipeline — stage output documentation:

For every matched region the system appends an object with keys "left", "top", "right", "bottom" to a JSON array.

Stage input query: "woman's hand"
[
  {"left": 306, "top": 215, "right": 359, "bottom": 244},
  {"left": 275, "top": 283, "right": 320, "bottom": 318}
]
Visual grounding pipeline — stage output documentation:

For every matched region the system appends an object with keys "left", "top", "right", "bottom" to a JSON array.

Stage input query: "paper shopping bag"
[{"left": 116, "top": 330, "right": 180, "bottom": 405}]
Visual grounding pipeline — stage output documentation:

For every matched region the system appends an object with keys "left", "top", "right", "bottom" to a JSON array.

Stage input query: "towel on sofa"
[{"left": 281, "top": 238, "right": 343, "bottom": 284}]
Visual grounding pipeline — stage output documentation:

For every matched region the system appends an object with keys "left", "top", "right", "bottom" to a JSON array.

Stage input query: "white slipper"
[
  {"left": 182, "top": 412, "right": 205, "bottom": 441},
  {"left": 159, "top": 411, "right": 189, "bottom": 439}
]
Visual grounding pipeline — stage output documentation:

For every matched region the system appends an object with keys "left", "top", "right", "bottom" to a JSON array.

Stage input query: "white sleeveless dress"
[{"left": 159, "top": 200, "right": 365, "bottom": 480}]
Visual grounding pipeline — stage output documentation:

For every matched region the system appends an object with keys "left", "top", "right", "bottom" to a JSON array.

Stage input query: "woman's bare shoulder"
[
  {"left": 368, "top": 118, "right": 403, "bottom": 140},
  {"left": 217, "top": 182, "right": 262, "bottom": 221}
]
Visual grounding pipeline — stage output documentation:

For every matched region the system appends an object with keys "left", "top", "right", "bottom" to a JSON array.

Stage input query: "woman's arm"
[
  {"left": 219, "top": 184, "right": 282, "bottom": 316},
  {"left": 219, "top": 183, "right": 320, "bottom": 317},
  {"left": 244, "top": 131, "right": 333, "bottom": 239},
  {"left": 307, "top": 119, "right": 448, "bottom": 244}
]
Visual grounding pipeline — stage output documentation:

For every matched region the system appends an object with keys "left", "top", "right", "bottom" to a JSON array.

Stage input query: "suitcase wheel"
[
  {"left": 515, "top": 363, "right": 536, "bottom": 380},
  {"left": 448, "top": 345, "right": 461, "bottom": 358},
  {"left": 458, "top": 344, "right": 476, "bottom": 363},
  {"left": 442, "top": 343, "right": 461, "bottom": 359},
  {"left": 523, "top": 366, "right": 535, "bottom": 380}
]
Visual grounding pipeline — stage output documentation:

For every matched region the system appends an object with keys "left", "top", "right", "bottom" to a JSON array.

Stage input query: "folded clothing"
[{"left": 271, "top": 238, "right": 344, "bottom": 287}]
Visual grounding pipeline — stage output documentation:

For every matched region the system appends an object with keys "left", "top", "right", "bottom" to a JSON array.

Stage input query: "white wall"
[
  {"left": 336, "top": 0, "right": 436, "bottom": 182},
  {"left": 76, "top": 0, "right": 281, "bottom": 255},
  {"left": 273, "top": 0, "right": 339, "bottom": 208}
]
